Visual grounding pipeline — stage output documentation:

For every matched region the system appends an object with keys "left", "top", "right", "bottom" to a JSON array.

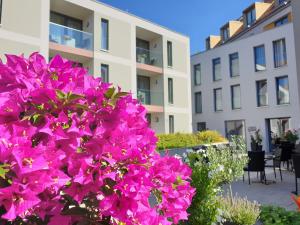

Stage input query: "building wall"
[{"left": 191, "top": 23, "right": 300, "bottom": 150}]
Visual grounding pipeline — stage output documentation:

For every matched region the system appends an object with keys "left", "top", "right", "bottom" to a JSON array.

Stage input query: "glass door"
[{"left": 137, "top": 76, "right": 151, "bottom": 105}]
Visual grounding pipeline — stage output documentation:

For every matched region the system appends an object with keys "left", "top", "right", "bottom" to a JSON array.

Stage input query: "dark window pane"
[
  {"left": 169, "top": 115, "right": 174, "bottom": 134},
  {"left": 256, "top": 80, "right": 268, "bottom": 106},
  {"left": 194, "top": 64, "right": 201, "bottom": 85},
  {"left": 101, "top": 64, "right": 109, "bottom": 83},
  {"left": 195, "top": 92, "right": 202, "bottom": 113},
  {"left": 231, "top": 85, "right": 241, "bottom": 109},
  {"left": 167, "top": 41, "right": 173, "bottom": 67},
  {"left": 214, "top": 88, "right": 222, "bottom": 111},
  {"left": 213, "top": 58, "right": 221, "bottom": 81},
  {"left": 225, "top": 120, "right": 245, "bottom": 139},
  {"left": 230, "top": 53, "right": 239, "bottom": 77},
  {"left": 168, "top": 78, "right": 173, "bottom": 104},
  {"left": 101, "top": 19, "right": 109, "bottom": 50},
  {"left": 197, "top": 122, "right": 206, "bottom": 132},
  {"left": 276, "top": 76, "right": 289, "bottom": 104},
  {"left": 254, "top": 45, "right": 266, "bottom": 71},
  {"left": 273, "top": 39, "right": 287, "bottom": 68}
]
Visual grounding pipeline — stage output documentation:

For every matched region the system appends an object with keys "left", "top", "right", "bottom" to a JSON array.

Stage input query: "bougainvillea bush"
[{"left": 0, "top": 53, "right": 195, "bottom": 225}]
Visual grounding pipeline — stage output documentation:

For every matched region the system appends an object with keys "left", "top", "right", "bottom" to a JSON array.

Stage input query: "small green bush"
[
  {"left": 260, "top": 205, "right": 300, "bottom": 225},
  {"left": 157, "top": 130, "right": 227, "bottom": 150},
  {"left": 221, "top": 195, "right": 260, "bottom": 225}
]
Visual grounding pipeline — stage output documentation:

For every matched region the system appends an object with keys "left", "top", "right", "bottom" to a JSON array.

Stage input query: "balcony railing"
[
  {"left": 136, "top": 47, "right": 163, "bottom": 68},
  {"left": 49, "top": 22, "right": 93, "bottom": 51},
  {"left": 137, "top": 89, "right": 163, "bottom": 106}
]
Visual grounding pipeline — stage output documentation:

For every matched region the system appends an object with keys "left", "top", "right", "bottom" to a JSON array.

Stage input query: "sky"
[{"left": 98, "top": 0, "right": 256, "bottom": 54}]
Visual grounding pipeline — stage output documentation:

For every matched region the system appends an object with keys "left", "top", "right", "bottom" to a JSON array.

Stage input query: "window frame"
[
  {"left": 168, "top": 78, "right": 174, "bottom": 104},
  {"left": 101, "top": 18, "right": 109, "bottom": 51},
  {"left": 256, "top": 79, "right": 268, "bottom": 107},
  {"left": 254, "top": 45, "right": 266, "bottom": 72},
  {"left": 273, "top": 38, "right": 287, "bottom": 68},
  {"left": 274, "top": 15, "right": 289, "bottom": 27},
  {"left": 169, "top": 115, "right": 174, "bottom": 134},
  {"left": 194, "top": 64, "right": 201, "bottom": 86},
  {"left": 229, "top": 52, "right": 239, "bottom": 77},
  {"left": 214, "top": 88, "right": 223, "bottom": 112},
  {"left": 212, "top": 57, "right": 221, "bottom": 81},
  {"left": 167, "top": 41, "right": 173, "bottom": 67},
  {"left": 231, "top": 84, "right": 241, "bottom": 110},
  {"left": 195, "top": 92, "right": 202, "bottom": 114},
  {"left": 101, "top": 64, "right": 109, "bottom": 83},
  {"left": 245, "top": 8, "right": 256, "bottom": 27},
  {"left": 276, "top": 76, "right": 290, "bottom": 105},
  {"left": 225, "top": 120, "right": 246, "bottom": 140}
]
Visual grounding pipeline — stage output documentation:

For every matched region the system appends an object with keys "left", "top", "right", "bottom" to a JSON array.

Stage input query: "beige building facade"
[{"left": 0, "top": 0, "right": 192, "bottom": 134}]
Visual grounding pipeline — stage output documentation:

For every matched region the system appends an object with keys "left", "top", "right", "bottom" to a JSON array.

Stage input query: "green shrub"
[
  {"left": 184, "top": 136, "right": 248, "bottom": 225},
  {"left": 220, "top": 195, "right": 260, "bottom": 225},
  {"left": 157, "top": 130, "right": 227, "bottom": 150},
  {"left": 260, "top": 205, "right": 300, "bottom": 225}
]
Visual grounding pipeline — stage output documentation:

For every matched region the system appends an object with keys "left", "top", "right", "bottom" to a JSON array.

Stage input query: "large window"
[
  {"left": 254, "top": 45, "right": 266, "bottom": 71},
  {"left": 168, "top": 78, "right": 173, "bottom": 104},
  {"left": 221, "top": 26, "right": 229, "bottom": 41},
  {"left": 275, "top": 15, "right": 289, "bottom": 27},
  {"left": 276, "top": 76, "right": 289, "bottom": 105},
  {"left": 225, "top": 120, "right": 245, "bottom": 139},
  {"left": 167, "top": 41, "right": 173, "bottom": 67},
  {"left": 229, "top": 53, "right": 239, "bottom": 77},
  {"left": 195, "top": 92, "right": 202, "bottom": 114},
  {"left": 101, "top": 64, "right": 109, "bottom": 83},
  {"left": 194, "top": 64, "right": 201, "bottom": 85},
  {"left": 169, "top": 115, "right": 174, "bottom": 134},
  {"left": 0, "top": 0, "right": 2, "bottom": 24},
  {"left": 214, "top": 88, "right": 222, "bottom": 112},
  {"left": 197, "top": 122, "right": 207, "bottom": 132},
  {"left": 231, "top": 85, "right": 241, "bottom": 110},
  {"left": 256, "top": 80, "right": 268, "bottom": 107},
  {"left": 245, "top": 8, "right": 256, "bottom": 27},
  {"left": 213, "top": 58, "right": 221, "bottom": 81},
  {"left": 273, "top": 39, "right": 287, "bottom": 68},
  {"left": 50, "top": 11, "right": 83, "bottom": 30},
  {"left": 101, "top": 19, "right": 109, "bottom": 50}
]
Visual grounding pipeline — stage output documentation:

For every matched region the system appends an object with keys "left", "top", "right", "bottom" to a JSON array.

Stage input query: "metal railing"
[
  {"left": 49, "top": 22, "right": 93, "bottom": 50},
  {"left": 136, "top": 47, "right": 163, "bottom": 67},
  {"left": 137, "top": 89, "right": 164, "bottom": 106}
]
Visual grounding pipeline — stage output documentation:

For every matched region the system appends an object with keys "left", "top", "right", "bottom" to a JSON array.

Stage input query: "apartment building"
[
  {"left": 191, "top": 0, "right": 300, "bottom": 151},
  {"left": 0, "top": 0, "right": 192, "bottom": 134}
]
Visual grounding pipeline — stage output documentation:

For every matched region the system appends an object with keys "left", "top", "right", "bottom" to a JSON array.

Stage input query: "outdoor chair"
[
  {"left": 243, "top": 151, "right": 266, "bottom": 185},
  {"left": 292, "top": 154, "right": 300, "bottom": 195},
  {"left": 280, "top": 142, "right": 294, "bottom": 170},
  {"left": 273, "top": 147, "right": 283, "bottom": 181}
]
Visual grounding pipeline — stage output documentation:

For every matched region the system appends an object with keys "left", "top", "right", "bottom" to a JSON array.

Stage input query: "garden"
[{"left": 0, "top": 53, "right": 299, "bottom": 224}]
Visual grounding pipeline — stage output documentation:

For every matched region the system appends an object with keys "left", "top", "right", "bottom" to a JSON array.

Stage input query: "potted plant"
[
  {"left": 251, "top": 129, "right": 263, "bottom": 151},
  {"left": 284, "top": 130, "right": 299, "bottom": 145}
]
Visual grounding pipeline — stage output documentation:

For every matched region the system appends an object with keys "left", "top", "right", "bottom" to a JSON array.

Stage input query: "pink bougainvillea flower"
[{"left": 0, "top": 53, "right": 195, "bottom": 224}]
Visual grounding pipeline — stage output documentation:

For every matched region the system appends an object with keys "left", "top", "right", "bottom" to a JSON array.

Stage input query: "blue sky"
[{"left": 99, "top": 0, "right": 256, "bottom": 54}]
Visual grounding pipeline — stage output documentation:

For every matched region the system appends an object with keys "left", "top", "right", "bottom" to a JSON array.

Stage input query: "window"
[
  {"left": 229, "top": 53, "right": 239, "bottom": 77},
  {"left": 225, "top": 120, "right": 245, "bottom": 139},
  {"left": 245, "top": 8, "right": 256, "bottom": 27},
  {"left": 213, "top": 58, "right": 221, "bottom": 81},
  {"left": 167, "top": 41, "right": 173, "bottom": 67},
  {"left": 50, "top": 11, "right": 83, "bottom": 30},
  {"left": 221, "top": 26, "right": 230, "bottom": 41},
  {"left": 194, "top": 64, "right": 201, "bottom": 85},
  {"left": 256, "top": 80, "right": 268, "bottom": 107},
  {"left": 168, "top": 78, "right": 173, "bottom": 104},
  {"left": 214, "top": 88, "right": 222, "bottom": 111},
  {"left": 101, "top": 64, "right": 109, "bottom": 83},
  {"left": 146, "top": 114, "right": 151, "bottom": 127},
  {"left": 101, "top": 19, "right": 109, "bottom": 50},
  {"left": 276, "top": 76, "right": 289, "bottom": 105},
  {"left": 169, "top": 115, "right": 174, "bottom": 134},
  {"left": 197, "top": 122, "right": 206, "bottom": 132},
  {"left": 195, "top": 92, "right": 202, "bottom": 114},
  {"left": 0, "top": 0, "right": 2, "bottom": 24},
  {"left": 273, "top": 39, "right": 287, "bottom": 68},
  {"left": 231, "top": 85, "right": 241, "bottom": 110},
  {"left": 275, "top": 15, "right": 289, "bottom": 27},
  {"left": 206, "top": 38, "right": 211, "bottom": 50},
  {"left": 254, "top": 45, "right": 266, "bottom": 71},
  {"left": 278, "top": 0, "right": 286, "bottom": 5}
]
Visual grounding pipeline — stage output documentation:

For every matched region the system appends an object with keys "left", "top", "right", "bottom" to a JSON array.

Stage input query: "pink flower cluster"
[{"left": 0, "top": 53, "right": 195, "bottom": 224}]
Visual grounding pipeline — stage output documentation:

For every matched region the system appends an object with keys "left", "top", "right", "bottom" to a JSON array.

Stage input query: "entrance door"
[
  {"left": 266, "top": 117, "right": 290, "bottom": 151},
  {"left": 137, "top": 76, "right": 151, "bottom": 105}
]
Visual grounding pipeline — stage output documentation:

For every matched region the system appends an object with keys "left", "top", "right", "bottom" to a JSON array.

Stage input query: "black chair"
[
  {"left": 243, "top": 151, "right": 266, "bottom": 185},
  {"left": 280, "top": 142, "right": 294, "bottom": 170},
  {"left": 273, "top": 148, "right": 283, "bottom": 181},
  {"left": 292, "top": 154, "right": 300, "bottom": 195}
]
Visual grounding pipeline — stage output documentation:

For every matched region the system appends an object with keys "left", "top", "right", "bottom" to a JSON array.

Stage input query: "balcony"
[
  {"left": 136, "top": 47, "right": 163, "bottom": 74},
  {"left": 49, "top": 22, "right": 93, "bottom": 51},
  {"left": 137, "top": 89, "right": 164, "bottom": 113}
]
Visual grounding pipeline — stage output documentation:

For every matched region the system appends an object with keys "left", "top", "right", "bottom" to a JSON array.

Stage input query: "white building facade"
[{"left": 191, "top": 0, "right": 300, "bottom": 151}]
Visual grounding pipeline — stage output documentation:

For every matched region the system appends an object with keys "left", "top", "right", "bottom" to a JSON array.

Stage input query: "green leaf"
[
  {"left": 74, "top": 104, "right": 89, "bottom": 110},
  {"left": 56, "top": 90, "right": 66, "bottom": 100},
  {"left": 67, "top": 93, "right": 84, "bottom": 102},
  {"left": 62, "top": 207, "right": 89, "bottom": 216},
  {"left": 114, "top": 92, "right": 128, "bottom": 99},
  {"left": 104, "top": 87, "right": 116, "bottom": 99},
  {"left": 0, "top": 164, "right": 10, "bottom": 179}
]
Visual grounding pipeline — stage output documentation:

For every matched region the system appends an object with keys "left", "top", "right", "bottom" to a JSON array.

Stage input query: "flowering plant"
[
  {"left": 292, "top": 195, "right": 300, "bottom": 211},
  {"left": 0, "top": 53, "right": 194, "bottom": 224}
]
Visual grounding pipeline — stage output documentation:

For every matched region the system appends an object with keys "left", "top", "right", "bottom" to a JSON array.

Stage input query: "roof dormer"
[
  {"left": 205, "top": 35, "right": 221, "bottom": 50},
  {"left": 220, "top": 21, "right": 243, "bottom": 42},
  {"left": 243, "top": 2, "right": 273, "bottom": 28}
]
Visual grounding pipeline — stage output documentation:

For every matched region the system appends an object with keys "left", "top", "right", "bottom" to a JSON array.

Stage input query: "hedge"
[{"left": 156, "top": 130, "right": 227, "bottom": 150}]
